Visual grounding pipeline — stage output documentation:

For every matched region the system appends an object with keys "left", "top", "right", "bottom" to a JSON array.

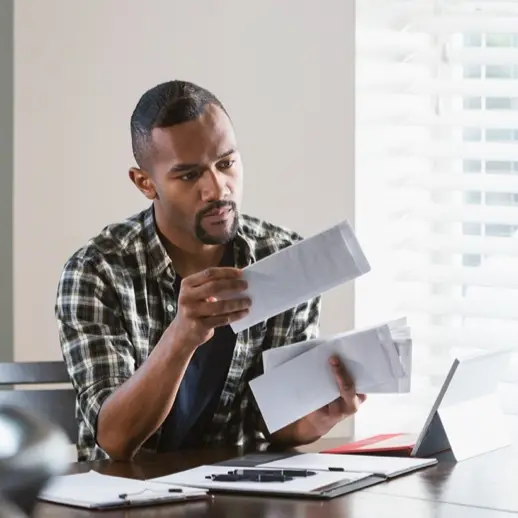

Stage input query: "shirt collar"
[
  {"left": 143, "top": 206, "right": 257, "bottom": 278},
  {"left": 143, "top": 205, "right": 173, "bottom": 278},
  {"left": 233, "top": 213, "right": 257, "bottom": 266}
]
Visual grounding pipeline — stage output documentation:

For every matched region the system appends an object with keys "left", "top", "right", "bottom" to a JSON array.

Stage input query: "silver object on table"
[{"left": 0, "top": 405, "right": 70, "bottom": 517}]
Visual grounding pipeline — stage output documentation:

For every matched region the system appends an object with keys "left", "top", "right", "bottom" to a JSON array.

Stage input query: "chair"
[{"left": 0, "top": 361, "right": 78, "bottom": 444}]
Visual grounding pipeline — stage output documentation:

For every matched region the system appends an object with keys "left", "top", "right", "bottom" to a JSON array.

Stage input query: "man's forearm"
[
  {"left": 273, "top": 423, "right": 322, "bottom": 447},
  {"left": 96, "top": 329, "right": 194, "bottom": 460},
  {"left": 261, "top": 416, "right": 320, "bottom": 448}
]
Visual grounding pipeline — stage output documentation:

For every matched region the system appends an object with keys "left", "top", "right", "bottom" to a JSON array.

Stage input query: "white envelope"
[
  {"left": 249, "top": 323, "right": 405, "bottom": 433},
  {"left": 262, "top": 337, "right": 325, "bottom": 371},
  {"left": 229, "top": 219, "right": 370, "bottom": 333},
  {"left": 262, "top": 317, "right": 412, "bottom": 393}
]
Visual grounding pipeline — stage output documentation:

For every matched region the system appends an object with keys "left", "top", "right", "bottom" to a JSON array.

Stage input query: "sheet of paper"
[
  {"left": 261, "top": 317, "right": 410, "bottom": 371},
  {"left": 263, "top": 339, "right": 412, "bottom": 394},
  {"left": 262, "top": 336, "right": 325, "bottom": 371},
  {"left": 258, "top": 453, "right": 437, "bottom": 478},
  {"left": 229, "top": 219, "right": 370, "bottom": 334},
  {"left": 261, "top": 319, "right": 412, "bottom": 393},
  {"left": 151, "top": 464, "right": 370, "bottom": 496},
  {"left": 249, "top": 324, "right": 405, "bottom": 433},
  {"left": 387, "top": 316, "right": 411, "bottom": 340},
  {"left": 39, "top": 470, "right": 205, "bottom": 508}
]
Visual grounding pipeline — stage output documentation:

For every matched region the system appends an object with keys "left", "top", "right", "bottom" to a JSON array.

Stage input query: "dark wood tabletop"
[{"left": 32, "top": 427, "right": 518, "bottom": 518}]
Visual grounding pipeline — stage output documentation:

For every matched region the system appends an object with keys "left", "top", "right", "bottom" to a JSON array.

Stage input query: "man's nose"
[{"left": 200, "top": 169, "right": 229, "bottom": 201}]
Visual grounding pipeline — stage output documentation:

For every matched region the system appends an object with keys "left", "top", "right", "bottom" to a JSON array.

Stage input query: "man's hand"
[
  {"left": 96, "top": 267, "right": 250, "bottom": 460},
  {"left": 301, "top": 356, "right": 367, "bottom": 439},
  {"left": 168, "top": 267, "right": 251, "bottom": 351},
  {"left": 269, "top": 355, "right": 366, "bottom": 446}
]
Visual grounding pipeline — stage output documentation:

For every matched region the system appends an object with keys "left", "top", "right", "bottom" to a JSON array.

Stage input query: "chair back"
[{"left": 0, "top": 361, "right": 77, "bottom": 443}]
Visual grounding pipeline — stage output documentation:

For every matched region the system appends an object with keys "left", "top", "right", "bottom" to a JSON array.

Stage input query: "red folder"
[{"left": 321, "top": 433, "right": 418, "bottom": 457}]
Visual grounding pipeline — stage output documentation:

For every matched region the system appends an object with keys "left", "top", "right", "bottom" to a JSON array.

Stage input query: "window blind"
[{"left": 355, "top": 0, "right": 518, "bottom": 416}]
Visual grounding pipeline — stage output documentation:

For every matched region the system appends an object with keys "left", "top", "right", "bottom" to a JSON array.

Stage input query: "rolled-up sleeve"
[{"left": 55, "top": 258, "right": 135, "bottom": 442}]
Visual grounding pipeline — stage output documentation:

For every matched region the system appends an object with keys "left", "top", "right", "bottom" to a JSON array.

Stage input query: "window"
[{"left": 355, "top": 0, "right": 518, "bottom": 429}]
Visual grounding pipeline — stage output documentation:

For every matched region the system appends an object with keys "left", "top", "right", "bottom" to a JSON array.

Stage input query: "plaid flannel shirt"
[{"left": 55, "top": 205, "right": 321, "bottom": 461}]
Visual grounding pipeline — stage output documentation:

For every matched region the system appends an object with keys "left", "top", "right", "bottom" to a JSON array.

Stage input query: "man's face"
[{"left": 131, "top": 104, "right": 243, "bottom": 245}]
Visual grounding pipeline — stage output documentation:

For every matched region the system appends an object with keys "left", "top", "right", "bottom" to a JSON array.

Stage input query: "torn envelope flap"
[
  {"left": 389, "top": 326, "right": 411, "bottom": 341},
  {"left": 375, "top": 325, "right": 407, "bottom": 380},
  {"left": 369, "top": 339, "right": 412, "bottom": 394},
  {"left": 394, "top": 338, "right": 412, "bottom": 371}
]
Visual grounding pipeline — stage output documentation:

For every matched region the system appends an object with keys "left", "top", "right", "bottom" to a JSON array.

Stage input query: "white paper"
[
  {"left": 249, "top": 324, "right": 405, "bottom": 433},
  {"left": 262, "top": 337, "right": 412, "bottom": 394},
  {"left": 39, "top": 470, "right": 206, "bottom": 508},
  {"left": 259, "top": 453, "right": 437, "bottom": 478},
  {"left": 151, "top": 464, "right": 370, "bottom": 496},
  {"left": 262, "top": 317, "right": 413, "bottom": 394},
  {"left": 229, "top": 219, "right": 370, "bottom": 333},
  {"left": 262, "top": 337, "right": 325, "bottom": 371}
]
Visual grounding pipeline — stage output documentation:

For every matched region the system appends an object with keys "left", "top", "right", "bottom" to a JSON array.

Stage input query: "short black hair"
[{"left": 130, "top": 80, "right": 228, "bottom": 169}]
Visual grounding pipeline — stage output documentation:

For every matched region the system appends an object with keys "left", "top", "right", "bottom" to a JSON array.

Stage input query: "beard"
[{"left": 194, "top": 200, "right": 239, "bottom": 245}]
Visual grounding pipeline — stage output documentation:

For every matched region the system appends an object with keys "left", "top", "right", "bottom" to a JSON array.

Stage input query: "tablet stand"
[{"left": 412, "top": 348, "right": 514, "bottom": 462}]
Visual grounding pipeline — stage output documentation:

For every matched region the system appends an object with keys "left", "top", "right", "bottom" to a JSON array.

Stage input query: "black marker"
[
  {"left": 229, "top": 468, "right": 316, "bottom": 478},
  {"left": 206, "top": 473, "right": 292, "bottom": 483},
  {"left": 205, "top": 474, "right": 243, "bottom": 482}
]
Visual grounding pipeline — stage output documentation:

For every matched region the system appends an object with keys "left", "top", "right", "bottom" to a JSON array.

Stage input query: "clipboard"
[
  {"left": 38, "top": 470, "right": 209, "bottom": 510},
  {"left": 147, "top": 449, "right": 438, "bottom": 500},
  {"left": 150, "top": 464, "right": 388, "bottom": 500}
]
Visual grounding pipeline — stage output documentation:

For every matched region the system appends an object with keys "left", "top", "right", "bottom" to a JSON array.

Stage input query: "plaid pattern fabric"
[{"left": 55, "top": 205, "right": 321, "bottom": 461}]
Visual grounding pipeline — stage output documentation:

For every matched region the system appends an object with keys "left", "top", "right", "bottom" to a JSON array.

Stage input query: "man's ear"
[{"left": 128, "top": 167, "right": 157, "bottom": 200}]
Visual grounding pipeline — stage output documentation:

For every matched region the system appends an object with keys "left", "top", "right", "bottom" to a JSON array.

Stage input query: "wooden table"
[{"left": 32, "top": 433, "right": 517, "bottom": 518}]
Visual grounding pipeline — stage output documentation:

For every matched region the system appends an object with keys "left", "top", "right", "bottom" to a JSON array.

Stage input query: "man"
[{"left": 55, "top": 80, "right": 366, "bottom": 462}]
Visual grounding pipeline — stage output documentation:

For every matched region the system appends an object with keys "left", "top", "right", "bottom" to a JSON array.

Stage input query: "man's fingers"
[
  {"left": 184, "top": 267, "right": 244, "bottom": 288},
  {"left": 328, "top": 356, "right": 367, "bottom": 417},
  {"left": 326, "top": 398, "right": 346, "bottom": 417},
  {"left": 191, "top": 278, "right": 248, "bottom": 300},
  {"left": 202, "top": 308, "right": 250, "bottom": 328},
  {"left": 195, "top": 296, "right": 252, "bottom": 317},
  {"left": 329, "top": 356, "right": 355, "bottom": 395}
]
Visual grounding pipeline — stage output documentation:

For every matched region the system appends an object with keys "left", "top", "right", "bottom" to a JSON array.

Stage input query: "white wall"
[{"left": 14, "top": 0, "right": 355, "bottom": 435}]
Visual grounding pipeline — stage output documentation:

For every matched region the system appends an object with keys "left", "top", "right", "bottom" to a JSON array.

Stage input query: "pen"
[
  {"left": 118, "top": 488, "right": 183, "bottom": 499},
  {"left": 327, "top": 466, "right": 387, "bottom": 478},
  {"left": 205, "top": 474, "right": 243, "bottom": 482},
  {"left": 206, "top": 473, "right": 292, "bottom": 483},
  {"left": 228, "top": 468, "right": 316, "bottom": 478}
]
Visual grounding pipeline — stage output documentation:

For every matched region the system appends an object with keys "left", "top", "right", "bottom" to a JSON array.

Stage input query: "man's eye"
[
  {"left": 180, "top": 171, "right": 199, "bottom": 181},
  {"left": 218, "top": 160, "right": 235, "bottom": 170}
]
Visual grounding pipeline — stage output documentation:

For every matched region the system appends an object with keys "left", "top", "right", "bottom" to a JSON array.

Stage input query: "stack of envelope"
[{"left": 225, "top": 219, "right": 412, "bottom": 435}]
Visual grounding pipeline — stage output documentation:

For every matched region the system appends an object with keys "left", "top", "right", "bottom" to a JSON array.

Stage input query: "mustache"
[{"left": 198, "top": 200, "right": 236, "bottom": 218}]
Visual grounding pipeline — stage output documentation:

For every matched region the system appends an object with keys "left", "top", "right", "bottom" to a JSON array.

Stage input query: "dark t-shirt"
[{"left": 157, "top": 244, "right": 237, "bottom": 451}]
